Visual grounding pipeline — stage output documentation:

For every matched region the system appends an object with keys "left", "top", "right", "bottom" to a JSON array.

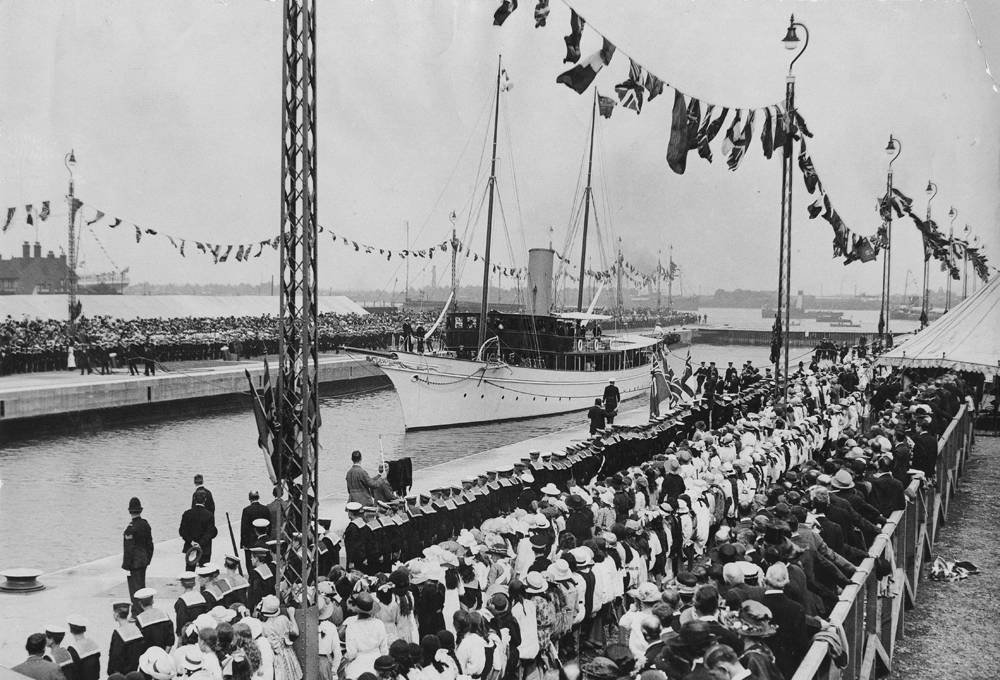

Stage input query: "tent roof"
[{"left": 877, "top": 275, "right": 1000, "bottom": 378}]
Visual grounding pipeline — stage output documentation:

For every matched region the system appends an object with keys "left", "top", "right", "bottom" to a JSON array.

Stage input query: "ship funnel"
[{"left": 527, "top": 248, "right": 554, "bottom": 316}]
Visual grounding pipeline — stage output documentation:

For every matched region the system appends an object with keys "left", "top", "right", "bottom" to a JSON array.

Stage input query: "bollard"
[{"left": 0, "top": 568, "right": 45, "bottom": 593}]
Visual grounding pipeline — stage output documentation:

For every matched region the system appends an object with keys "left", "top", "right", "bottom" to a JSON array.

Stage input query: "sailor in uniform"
[
  {"left": 416, "top": 494, "right": 437, "bottom": 548},
  {"left": 317, "top": 517, "right": 340, "bottom": 578},
  {"left": 343, "top": 502, "right": 367, "bottom": 572},
  {"left": 247, "top": 547, "right": 275, "bottom": 613},
  {"left": 173, "top": 572, "right": 207, "bottom": 645},
  {"left": 107, "top": 601, "right": 145, "bottom": 676},
  {"left": 429, "top": 489, "right": 453, "bottom": 544},
  {"left": 386, "top": 500, "right": 408, "bottom": 566},
  {"left": 221, "top": 555, "right": 249, "bottom": 607},
  {"left": 251, "top": 518, "right": 271, "bottom": 549},
  {"left": 43, "top": 625, "right": 74, "bottom": 680},
  {"left": 65, "top": 616, "right": 101, "bottom": 680},
  {"left": 446, "top": 486, "right": 466, "bottom": 534},
  {"left": 197, "top": 563, "right": 231, "bottom": 608},
  {"left": 134, "top": 588, "right": 174, "bottom": 652},
  {"left": 362, "top": 505, "right": 383, "bottom": 574},
  {"left": 402, "top": 497, "right": 423, "bottom": 561}
]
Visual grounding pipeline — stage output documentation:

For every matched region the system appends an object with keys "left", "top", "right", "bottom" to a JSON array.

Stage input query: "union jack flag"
[{"left": 649, "top": 346, "right": 670, "bottom": 418}]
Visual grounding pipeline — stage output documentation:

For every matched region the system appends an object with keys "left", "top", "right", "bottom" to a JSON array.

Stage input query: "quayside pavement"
[
  {"left": 0, "top": 354, "right": 385, "bottom": 422},
  {"left": 0, "top": 404, "right": 649, "bottom": 669},
  {"left": 890, "top": 435, "right": 1000, "bottom": 680}
]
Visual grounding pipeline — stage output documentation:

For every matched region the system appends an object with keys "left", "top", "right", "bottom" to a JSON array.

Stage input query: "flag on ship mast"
[{"left": 649, "top": 346, "right": 670, "bottom": 418}]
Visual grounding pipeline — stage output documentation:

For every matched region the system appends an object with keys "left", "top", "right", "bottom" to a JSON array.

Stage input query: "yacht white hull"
[{"left": 376, "top": 351, "right": 654, "bottom": 430}]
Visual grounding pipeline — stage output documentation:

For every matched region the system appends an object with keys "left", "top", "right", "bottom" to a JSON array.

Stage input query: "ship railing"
[{"left": 790, "top": 403, "right": 973, "bottom": 680}]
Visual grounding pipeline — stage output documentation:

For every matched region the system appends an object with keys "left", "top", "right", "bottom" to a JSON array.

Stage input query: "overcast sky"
[{"left": 1, "top": 0, "right": 998, "bottom": 300}]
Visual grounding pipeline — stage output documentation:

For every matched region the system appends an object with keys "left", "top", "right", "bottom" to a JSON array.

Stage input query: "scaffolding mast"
[{"left": 276, "top": 0, "right": 319, "bottom": 676}]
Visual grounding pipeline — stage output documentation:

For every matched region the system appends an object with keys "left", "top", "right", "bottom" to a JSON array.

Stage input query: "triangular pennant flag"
[
  {"left": 643, "top": 70, "right": 664, "bottom": 101},
  {"left": 797, "top": 140, "right": 820, "bottom": 194},
  {"left": 87, "top": 210, "right": 105, "bottom": 226},
  {"left": 556, "top": 48, "right": 606, "bottom": 94},
  {"left": 235, "top": 245, "right": 245, "bottom": 261},
  {"left": 598, "top": 91, "right": 617, "bottom": 118},
  {"left": 272, "top": 236, "right": 281, "bottom": 249},
  {"left": 167, "top": 235, "right": 178, "bottom": 248},
  {"left": 493, "top": 0, "right": 517, "bottom": 27},
  {"left": 684, "top": 97, "right": 702, "bottom": 151},
  {"left": 196, "top": 242, "right": 207, "bottom": 254},
  {"left": 760, "top": 107, "right": 774, "bottom": 160},
  {"left": 500, "top": 69, "right": 513, "bottom": 92},
  {"left": 772, "top": 104, "right": 787, "bottom": 153},
  {"left": 38, "top": 201, "right": 50, "bottom": 221},
  {"left": 180, "top": 240, "right": 186, "bottom": 257},
  {"left": 696, "top": 106, "right": 728, "bottom": 163},
  {"left": 534, "top": 0, "right": 549, "bottom": 27},
  {"left": 109, "top": 218, "right": 121, "bottom": 229},
  {"left": 25, "top": 205, "right": 33, "bottom": 226},
  {"left": 666, "top": 90, "right": 690, "bottom": 174},
  {"left": 135, "top": 226, "right": 142, "bottom": 243},
  {"left": 720, "top": 110, "right": 743, "bottom": 158},
  {"left": 600, "top": 38, "right": 616, "bottom": 66},
  {"left": 210, "top": 244, "right": 221, "bottom": 263},
  {"left": 726, "top": 109, "right": 755, "bottom": 171},
  {"left": 145, "top": 228, "right": 157, "bottom": 236},
  {"left": 563, "top": 10, "right": 585, "bottom": 64},
  {"left": 219, "top": 245, "right": 233, "bottom": 263},
  {"left": 2, "top": 207, "right": 14, "bottom": 232}
]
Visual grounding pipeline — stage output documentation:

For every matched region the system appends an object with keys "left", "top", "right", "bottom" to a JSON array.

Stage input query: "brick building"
[{"left": 0, "top": 241, "right": 71, "bottom": 295}]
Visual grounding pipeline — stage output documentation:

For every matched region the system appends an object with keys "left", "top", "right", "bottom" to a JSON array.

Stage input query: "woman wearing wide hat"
[
  {"left": 342, "top": 592, "right": 388, "bottom": 679},
  {"left": 731, "top": 601, "right": 783, "bottom": 680},
  {"left": 259, "top": 595, "right": 301, "bottom": 680}
]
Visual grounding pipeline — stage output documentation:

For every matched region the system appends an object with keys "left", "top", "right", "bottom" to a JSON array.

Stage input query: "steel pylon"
[{"left": 276, "top": 0, "right": 319, "bottom": 676}]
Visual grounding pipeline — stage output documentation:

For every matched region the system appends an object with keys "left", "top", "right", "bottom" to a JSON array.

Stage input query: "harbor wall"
[
  {"left": 693, "top": 327, "right": 869, "bottom": 347},
  {"left": 0, "top": 357, "right": 387, "bottom": 425}
]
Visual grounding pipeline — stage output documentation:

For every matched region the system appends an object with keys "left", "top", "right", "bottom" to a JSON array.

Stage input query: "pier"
[{"left": 693, "top": 326, "right": 871, "bottom": 347}]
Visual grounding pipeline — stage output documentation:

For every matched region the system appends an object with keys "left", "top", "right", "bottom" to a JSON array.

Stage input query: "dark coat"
[
  {"left": 603, "top": 384, "right": 621, "bottom": 411},
  {"left": 911, "top": 432, "right": 939, "bottom": 477},
  {"left": 12, "top": 657, "right": 66, "bottom": 680},
  {"left": 191, "top": 486, "right": 216, "bottom": 513},
  {"left": 761, "top": 590, "right": 811, "bottom": 680},
  {"left": 122, "top": 517, "right": 154, "bottom": 570},
  {"left": 588, "top": 406, "right": 607, "bottom": 433},
  {"left": 240, "top": 502, "right": 271, "bottom": 549},
  {"left": 179, "top": 505, "right": 217, "bottom": 553}
]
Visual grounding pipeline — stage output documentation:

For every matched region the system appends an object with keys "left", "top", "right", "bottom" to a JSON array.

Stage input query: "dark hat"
[
  {"left": 581, "top": 657, "right": 620, "bottom": 680},
  {"left": 373, "top": 656, "right": 397, "bottom": 672},
  {"left": 352, "top": 592, "right": 375, "bottom": 613},
  {"left": 128, "top": 497, "right": 143, "bottom": 513},
  {"left": 486, "top": 593, "right": 510, "bottom": 617},
  {"left": 717, "top": 543, "right": 738, "bottom": 565},
  {"left": 566, "top": 494, "right": 587, "bottom": 510},
  {"left": 604, "top": 643, "right": 635, "bottom": 672},
  {"left": 675, "top": 571, "right": 697, "bottom": 595},
  {"left": 665, "top": 620, "right": 718, "bottom": 650}
]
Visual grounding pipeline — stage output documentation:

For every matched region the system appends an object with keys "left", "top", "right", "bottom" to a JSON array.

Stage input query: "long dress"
[
  {"left": 375, "top": 596, "right": 400, "bottom": 643},
  {"left": 262, "top": 615, "right": 302, "bottom": 680},
  {"left": 343, "top": 616, "right": 388, "bottom": 680},
  {"left": 67, "top": 347, "right": 76, "bottom": 369}
]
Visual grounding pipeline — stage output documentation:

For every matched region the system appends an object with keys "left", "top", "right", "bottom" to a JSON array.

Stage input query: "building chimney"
[
  {"left": 23, "top": 241, "right": 30, "bottom": 259},
  {"left": 34, "top": 242, "right": 42, "bottom": 258},
  {"left": 47, "top": 251, "right": 55, "bottom": 258}
]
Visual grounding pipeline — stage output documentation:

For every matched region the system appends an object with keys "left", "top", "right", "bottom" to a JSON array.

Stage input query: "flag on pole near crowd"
[
  {"left": 245, "top": 361, "right": 278, "bottom": 485},
  {"left": 649, "top": 346, "right": 670, "bottom": 418},
  {"left": 680, "top": 351, "right": 696, "bottom": 402}
]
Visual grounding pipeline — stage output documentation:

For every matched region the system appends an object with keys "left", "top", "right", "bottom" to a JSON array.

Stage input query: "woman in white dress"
[
  {"left": 259, "top": 596, "right": 301, "bottom": 680},
  {"left": 67, "top": 345, "right": 76, "bottom": 370},
  {"left": 343, "top": 592, "right": 389, "bottom": 679}
]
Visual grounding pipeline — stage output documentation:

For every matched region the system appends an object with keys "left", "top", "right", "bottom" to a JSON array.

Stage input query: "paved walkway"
[
  {"left": 891, "top": 435, "right": 1000, "bottom": 680},
  {"left": 0, "top": 405, "right": 651, "bottom": 668}
]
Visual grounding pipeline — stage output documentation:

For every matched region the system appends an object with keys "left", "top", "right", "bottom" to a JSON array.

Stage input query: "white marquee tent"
[{"left": 878, "top": 275, "right": 999, "bottom": 378}]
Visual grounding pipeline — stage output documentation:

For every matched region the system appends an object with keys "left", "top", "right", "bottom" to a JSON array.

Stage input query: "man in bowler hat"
[{"left": 122, "top": 497, "right": 154, "bottom": 616}]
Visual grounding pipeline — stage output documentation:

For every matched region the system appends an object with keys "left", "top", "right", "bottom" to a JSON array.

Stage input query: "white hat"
[
  {"left": 134, "top": 587, "right": 157, "bottom": 601},
  {"left": 252, "top": 518, "right": 270, "bottom": 528},
  {"left": 346, "top": 502, "right": 363, "bottom": 512},
  {"left": 66, "top": 615, "right": 89, "bottom": 629},
  {"left": 540, "top": 483, "right": 560, "bottom": 496},
  {"left": 609, "top": 377, "right": 616, "bottom": 383},
  {"left": 196, "top": 564, "right": 220, "bottom": 576},
  {"left": 182, "top": 649, "right": 204, "bottom": 672}
]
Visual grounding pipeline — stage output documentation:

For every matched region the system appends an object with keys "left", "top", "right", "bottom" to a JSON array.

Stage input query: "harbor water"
[{"left": 0, "top": 343, "right": 774, "bottom": 573}]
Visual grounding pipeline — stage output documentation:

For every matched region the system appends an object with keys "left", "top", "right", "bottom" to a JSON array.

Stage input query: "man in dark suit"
[
  {"left": 192, "top": 474, "right": 216, "bottom": 514},
  {"left": 179, "top": 489, "right": 217, "bottom": 566},
  {"left": 588, "top": 399, "right": 607, "bottom": 435},
  {"left": 13, "top": 634, "right": 66, "bottom": 680},
  {"left": 692, "top": 584, "right": 744, "bottom": 653},
  {"left": 910, "top": 418, "right": 939, "bottom": 478},
  {"left": 240, "top": 490, "right": 270, "bottom": 573},
  {"left": 122, "top": 497, "right": 154, "bottom": 616},
  {"left": 603, "top": 378, "right": 621, "bottom": 424},
  {"left": 761, "top": 563, "right": 814, "bottom": 680}
]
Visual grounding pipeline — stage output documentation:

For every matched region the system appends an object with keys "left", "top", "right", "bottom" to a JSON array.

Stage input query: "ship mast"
[
  {"left": 478, "top": 57, "right": 503, "bottom": 351},
  {"left": 668, "top": 244, "right": 674, "bottom": 309},
  {"left": 577, "top": 90, "right": 597, "bottom": 312}
]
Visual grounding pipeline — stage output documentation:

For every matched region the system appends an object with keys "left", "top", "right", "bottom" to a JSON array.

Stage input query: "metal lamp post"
[
  {"left": 65, "top": 150, "right": 79, "bottom": 337},
  {"left": 879, "top": 136, "right": 901, "bottom": 344},
  {"left": 921, "top": 180, "right": 936, "bottom": 328},
  {"left": 777, "top": 14, "right": 808, "bottom": 401},
  {"left": 946, "top": 207, "right": 957, "bottom": 310}
]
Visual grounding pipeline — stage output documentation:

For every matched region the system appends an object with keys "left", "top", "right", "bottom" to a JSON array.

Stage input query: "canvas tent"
[{"left": 877, "top": 275, "right": 999, "bottom": 378}]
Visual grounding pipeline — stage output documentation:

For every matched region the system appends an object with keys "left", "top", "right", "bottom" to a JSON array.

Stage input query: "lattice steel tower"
[{"left": 276, "top": 0, "right": 319, "bottom": 676}]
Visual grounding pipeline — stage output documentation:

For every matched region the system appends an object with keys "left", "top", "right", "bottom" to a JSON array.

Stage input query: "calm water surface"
[{"left": 0, "top": 343, "right": 772, "bottom": 572}]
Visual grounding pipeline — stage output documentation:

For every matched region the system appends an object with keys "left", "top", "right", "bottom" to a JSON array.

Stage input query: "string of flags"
[
  {"left": 878, "top": 188, "right": 991, "bottom": 283},
  {"left": 5, "top": 197, "right": 686, "bottom": 287},
  {"left": 1, "top": 201, "right": 53, "bottom": 232},
  {"left": 492, "top": 1, "right": 873, "bottom": 268}
]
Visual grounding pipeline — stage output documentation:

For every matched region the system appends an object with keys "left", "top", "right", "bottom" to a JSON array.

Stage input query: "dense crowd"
[
  {"left": 0, "top": 311, "right": 438, "bottom": 376},
  {"left": 8, "top": 343, "right": 977, "bottom": 680},
  {"left": 591, "top": 309, "right": 700, "bottom": 330}
]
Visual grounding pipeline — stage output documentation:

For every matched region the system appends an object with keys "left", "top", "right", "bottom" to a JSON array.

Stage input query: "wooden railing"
[{"left": 790, "top": 403, "right": 974, "bottom": 680}]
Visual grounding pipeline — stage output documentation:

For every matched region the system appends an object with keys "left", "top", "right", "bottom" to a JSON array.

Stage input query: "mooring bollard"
[{"left": 0, "top": 568, "right": 45, "bottom": 593}]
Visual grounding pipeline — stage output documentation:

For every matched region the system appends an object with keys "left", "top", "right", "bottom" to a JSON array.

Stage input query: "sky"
[{"left": 1, "top": 0, "right": 998, "bottom": 300}]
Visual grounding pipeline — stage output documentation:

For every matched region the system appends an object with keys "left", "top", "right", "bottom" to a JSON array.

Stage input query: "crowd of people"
[
  {"left": 8, "top": 340, "right": 978, "bottom": 680},
  {"left": 0, "top": 311, "right": 438, "bottom": 376}
]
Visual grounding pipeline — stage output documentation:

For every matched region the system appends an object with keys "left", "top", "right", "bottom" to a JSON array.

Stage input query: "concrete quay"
[
  {"left": 0, "top": 354, "right": 386, "bottom": 425},
  {"left": 0, "top": 405, "right": 651, "bottom": 669}
]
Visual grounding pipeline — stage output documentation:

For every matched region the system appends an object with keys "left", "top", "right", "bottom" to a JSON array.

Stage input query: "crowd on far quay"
[
  {"left": 8, "top": 337, "right": 979, "bottom": 680},
  {"left": 0, "top": 311, "right": 438, "bottom": 376}
]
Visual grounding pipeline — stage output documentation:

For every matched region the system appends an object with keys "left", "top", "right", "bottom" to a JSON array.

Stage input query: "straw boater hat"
[
  {"left": 628, "top": 582, "right": 662, "bottom": 604},
  {"left": 831, "top": 469, "right": 855, "bottom": 490},
  {"left": 734, "top": 600, "right": 778, "bottom": 637}
]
